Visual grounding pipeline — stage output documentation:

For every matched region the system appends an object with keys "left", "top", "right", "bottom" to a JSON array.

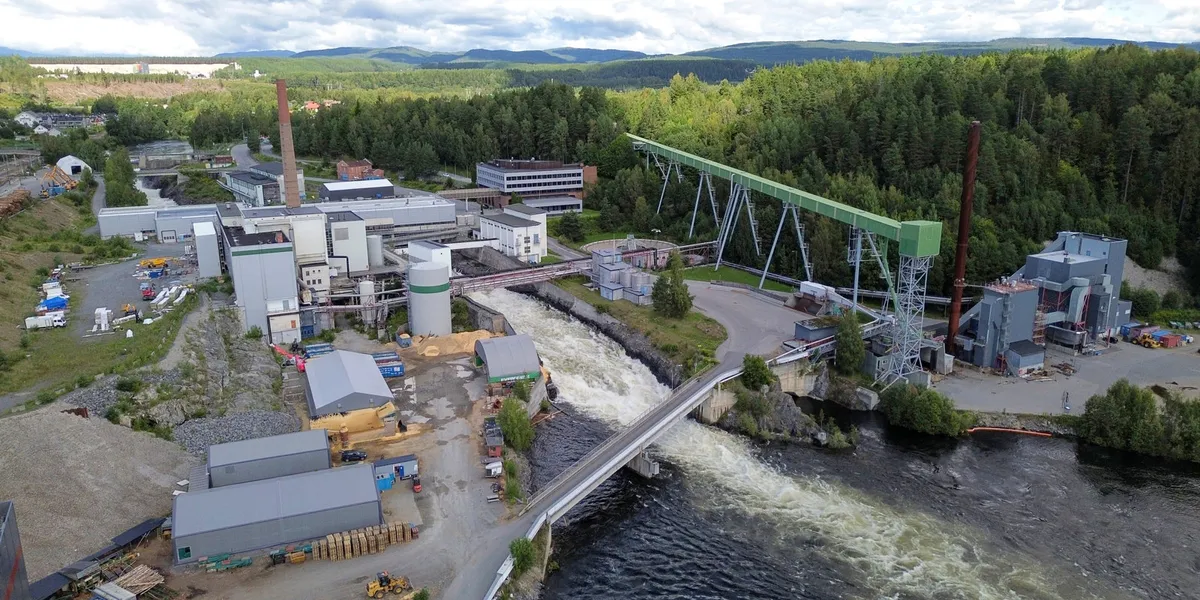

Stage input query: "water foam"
[{"left": 473, "top": 289, "right": 1074, "bottom": 600}]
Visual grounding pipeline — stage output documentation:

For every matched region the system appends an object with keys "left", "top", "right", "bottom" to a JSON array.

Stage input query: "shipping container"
[
  {"left": 305, "top": 343, "right": 335, "bottom": 357},
  {"left": 1119, "top": 322, "right": 1140, "bottom": 337},
  {"left": 395, "top": 333, "right": 412, "bottom": 348},
  {"left": 378, "top": 362, "right": 405, "bottom": 378},
  {"left": 371, "top": 351, "right": 400, "bottom": 364},
  {"left": 1162, "top": 334, "right": 1182, "bottom": 348}
]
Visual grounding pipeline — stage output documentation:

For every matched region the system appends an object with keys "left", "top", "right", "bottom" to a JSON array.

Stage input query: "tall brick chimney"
[{"left": 275, "top": 79, "right": 301, "bottom": 209}]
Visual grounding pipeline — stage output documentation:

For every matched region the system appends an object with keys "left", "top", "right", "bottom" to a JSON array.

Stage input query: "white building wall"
[
  {"left": 243, "top": 214, "right": 328, "bottom": 266},
  {"left": 193, "top": 223, "right": 221, "bottom": 278},
  {"left": 331, "top": 220, "right": 369, "bottom": 273},
  {"left": 408, "top": 242, "right": 451, "bottom": 269},
  {"left": 478, "top": 217, "right": 546, "bottom": 264}
]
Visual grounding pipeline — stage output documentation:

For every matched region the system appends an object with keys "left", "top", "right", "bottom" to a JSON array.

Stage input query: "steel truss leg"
[
  {"left": 759, "top": 204, "right": 811, "bottom": 289},
  {"left": 881, "top": 254, "right": 933, "bottom": 385},
  {"left": 743, "top": 188, "right": 761, "bottom": 256},
  {"left": 760, "top": 204, "right": 790, "bottom": 289},
  {"left": 656, "top": 160, "right": 674, "bottom": 214},
  {"left": 688, "top": 171, "right": 712, "bottom": 239},
  {"left": 714, "top": 183, "right": 741, "bottom": 270},
  {"left": 792, "top": 208, "right": 812, "bottom": 282},
  {"left": 848, "top": 227, "right": 863, "bottom": 309}
]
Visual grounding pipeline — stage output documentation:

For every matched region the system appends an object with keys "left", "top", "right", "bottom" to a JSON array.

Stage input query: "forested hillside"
[{"left": 256, "top": 45, "right": 1200, "bottom": 296}]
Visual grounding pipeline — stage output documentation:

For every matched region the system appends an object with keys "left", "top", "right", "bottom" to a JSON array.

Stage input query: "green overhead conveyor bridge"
[{"left": 626, "top": 133, "right": 943, "bottom": 384}]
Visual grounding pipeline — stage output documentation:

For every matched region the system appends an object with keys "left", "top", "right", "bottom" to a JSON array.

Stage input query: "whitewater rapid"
[{"left": 472, "top": 288, "right": 1092, "bottom": 600}]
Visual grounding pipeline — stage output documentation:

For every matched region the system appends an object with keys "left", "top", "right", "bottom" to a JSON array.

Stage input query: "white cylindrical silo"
[
  {"left": 408, "top": 263, "right": 451, "bottom": 336},
  {"left": 367, "top": 235, "right": 384, "bottom": 268},
  {"left": 620, "top": 270, "right": 632, "bottom": 288},
  {"left": 359, "top": 279, "right": 377, "bottom": 324}
]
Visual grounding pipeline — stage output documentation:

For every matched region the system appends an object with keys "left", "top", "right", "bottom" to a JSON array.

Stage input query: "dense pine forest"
[{"left": 21, "top": 44, "right": 1200, "bottom": 297}]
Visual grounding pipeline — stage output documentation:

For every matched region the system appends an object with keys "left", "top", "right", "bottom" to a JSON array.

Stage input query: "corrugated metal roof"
[
  {"left": 111, "top": 517, "right": 165, "bottom": 547},
  {"left": 474, "top": 335, "right": 540, "bottom": 380},
  {"left": 172, "top": 464, "right": 378, "bottom": 538},
  {"left": 373, "top": 454, "right": 416, "bottom": 468},
  {"left": 29, "top": 573, "right": 71, "bottom": 600},
  {"left": 482, "top": 213, "right": 538, "bottom": 228},
  {"left": 503, "top": 204, "right": 546, "bottom": 216},
  {"left": 305, "top": 350, "right": 394, "bottom": 416},
  {"left": 208, "top": 430, "right": 328, "bottom": 469},
  {"left": 192, "top": 221, "right": 215, "bottom": 236},
  {"left": 1008, "top": 340, "right": 1045, "bottom": 357}
]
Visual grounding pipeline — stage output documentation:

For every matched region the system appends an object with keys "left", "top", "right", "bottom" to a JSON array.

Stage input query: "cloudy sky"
[{"left": 2, "top": 0, "right": 1198, "bottom": 56}]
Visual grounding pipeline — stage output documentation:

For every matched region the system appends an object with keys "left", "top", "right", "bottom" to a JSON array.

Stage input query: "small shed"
[
  {"left": 304, "top": 350, "right": 395, "bottom": 417},
  {"left": 207, "top": 430, "right": 331, "bottom": 488},
  {"left": 795, "top": 318, "right": 838, "bottom": 342},
  {"left": 372, "top": 454, "right": 418, "bottom": 491},
  {"left": 172, "top": 464, "right": 380, "bottom": 564},
  {"left": 474, "top": 335, "right": 540, "bottom": 383},
  {"left": 1004, "top": 340, "right": 1045, "bottom": 376},
  {"left": 598, "top": 282, "right": 624, "bottom": 301}
]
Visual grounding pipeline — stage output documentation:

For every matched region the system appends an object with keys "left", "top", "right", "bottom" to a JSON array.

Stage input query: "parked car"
[{"left": 341, "top": 449, "right": 368, "bottom": 463}]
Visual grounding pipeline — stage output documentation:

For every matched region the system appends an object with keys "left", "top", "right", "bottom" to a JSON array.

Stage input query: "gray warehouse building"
[
  {"left": 1, "top": 501, "right": 30, "bottom": 600},
  {"left": 172, "top": 464, "right": 380, "bottom": 564},
  {"left": 222, "top": 228, "right": 300, "bottom": 344},
  {"left": 207, "top": 430, "right": 331, "bottom": 488},
  {"left": 319, "top": 180, "right": 395, "bottom": 202},
  {"left": 304, "top": 350, "right": 394, "bottom": 417}
]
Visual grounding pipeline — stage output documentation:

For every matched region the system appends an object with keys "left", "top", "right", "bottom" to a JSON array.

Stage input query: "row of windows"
[
  {"left": 502, "top": 172, "right": 582, "bottom": 181},
  {"left": 504, "top": 180, "right": 582, "bottom": 190}
]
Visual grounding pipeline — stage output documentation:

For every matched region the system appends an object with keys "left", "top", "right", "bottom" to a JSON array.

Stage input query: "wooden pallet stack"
[{"left": 313, "top": 522, "right": 415, "bottom": 562}]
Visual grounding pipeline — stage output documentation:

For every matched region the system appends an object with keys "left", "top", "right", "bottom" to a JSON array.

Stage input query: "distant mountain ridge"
[{"left": 6, "top": 38, "right": 1200, "bottom": 65}]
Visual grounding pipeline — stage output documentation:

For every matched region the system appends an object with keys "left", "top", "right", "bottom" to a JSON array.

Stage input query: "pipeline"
[{"left": 966, "top": 427, "right": 1052, "bottom": 437}]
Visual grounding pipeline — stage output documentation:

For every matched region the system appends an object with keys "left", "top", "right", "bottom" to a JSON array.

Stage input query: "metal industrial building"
[
  {"left": 304, "top": 350, "right": 395, "bottom": 417},
  {"left": 98, "top": 205, "right": 220, "bottom": 242},
  {"left": 1, "top": 500, "right": 30, "bottom": 600},
  {"left": 319, "top": 180, "right": 394, "bottom": 202},
  {"left": 249, "top": 161, "right": 305, "bottom": 205},
  {"left": 222, "top": 171, "right": 279, "bottom": 206},
  {"left": 521, "top": 195, "right": 583, "bottom": 215},
  {"left": 222, "top": 228, "right": 300, "bottom": 344},
  {"left": 192, "top": 221, "right": 220, "bottom": 278},
  {"left": 171, "top": 464, "right": 381, "bottom": 564},
  {"left": 207, "top": 430, "right": 331, "bottom": 488},
  {"left": 955, "top": 231, "right": 1130, "bottom": 374},
  {"left": 474, "top": 335, "right": 541, "bottom": 383}
]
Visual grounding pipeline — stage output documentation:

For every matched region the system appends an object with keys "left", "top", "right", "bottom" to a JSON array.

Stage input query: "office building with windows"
[{"left": 475, "top": 159, "right": 596, "bottom": 202}]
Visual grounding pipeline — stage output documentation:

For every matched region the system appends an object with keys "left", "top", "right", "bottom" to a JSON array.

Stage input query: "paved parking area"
[
  {"left": 938, "top": 341, "right": 1200, "bottom": 415},
  {"left": 71, "top": 242, "right": 193, "bottom": 338}
]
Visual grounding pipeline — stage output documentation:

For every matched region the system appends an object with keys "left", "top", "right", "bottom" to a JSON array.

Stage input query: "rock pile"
[{"left": 174, "top": 410, "right": 301, "bottom": 455}]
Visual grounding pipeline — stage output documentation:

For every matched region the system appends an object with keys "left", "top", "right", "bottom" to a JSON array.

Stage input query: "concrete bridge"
[{"left": 135, "top": 166, "right": 236, "bottom": 177}]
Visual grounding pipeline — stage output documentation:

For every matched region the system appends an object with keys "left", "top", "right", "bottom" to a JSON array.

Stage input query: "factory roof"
[
  {"left": 249, "top": 161, "right": 285, "bottom": 175},
  {"left": 227, "top": 171, "right": 277, "bottom": 186},
  {"left": 410, "top": 240, "right": 447, "bottom": 250},
  {"left": 242, "top": 205, "right": 322, "bottom": 218},
  {"left": 325, "top": 210, "right": 363, "bottom": 222},
  {"left": 482, "top": 212, "right": 539, "bottom": 228},
  {"left": 216, "top": 203, "right": 243, "bottom": 218},
  {"left": 478, "top": 159, "right": 581, "bottom": 173},
  {"left": 522, "top": 196, "right": 583, "bottom": 209},
  {"left": 599, "top": 282, "right": 624, "bottom": 291},
  {"left": 339, "top": 159, "right": 373, "bottom": 168},
  {"left": 305, "top": 350, "right": 394, "bottom": 416},
  {"left": 1008, "top": 340, "right": 1045, "bottom": 357},
  {"left": 321, "top": 179, "right": 394, "bottom": 192},
  {"left": 192, "top": 221, "right": 215, "bottom": 237},
  {"left": 503, "top": 203, "right": 547, "bottom": 216},
  {"left": 207, "top": 430, "right": 329, "bottom": 469},
  {"left": 1028, "top": 250, "right": 1104, "bottom": 265},
  {"left": 223, "top": 226, "right": 290, "bottom": 247},
  {"left": 171, "top": 464, "right": 378, "bottom": 538},
  {"left": 474, "top": 334, "right": 540, "bottom": 380}
]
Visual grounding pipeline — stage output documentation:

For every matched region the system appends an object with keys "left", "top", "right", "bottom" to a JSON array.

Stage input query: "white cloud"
[{"left": 0, "top": 0, "right": 1196, "bottom": 55}]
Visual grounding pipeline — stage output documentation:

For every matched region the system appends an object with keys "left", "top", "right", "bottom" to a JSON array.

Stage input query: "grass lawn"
[
  {"left": 542, "top": 251, "right": 564, "bottom": 265},
  {"left": 555, "top": 276, "right": 725, "bottom": 376},
  {"left": 683, "top": 265, "right": 793, "bottom": 293}
]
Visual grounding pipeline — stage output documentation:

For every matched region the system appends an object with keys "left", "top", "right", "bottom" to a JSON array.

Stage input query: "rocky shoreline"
[{"left": 971, "top": 411, "right": 1079, "bottom": 437}]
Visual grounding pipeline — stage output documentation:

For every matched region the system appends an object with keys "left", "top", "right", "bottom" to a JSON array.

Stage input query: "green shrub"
[
  {"left": 1078, "top": 379, "right": 1200, "bottom": 462},
  {"left": 737, "top": 412, "right": 758, "bottom": 437},
  {"left": 245, "top": 325, "right": 263, "bottom": 339},
  {"left": 503, "top": 458, "right": 518, "bottom": 478},
  {"left": 509, "top": 538, "right": 535, "bottom": 576},
  {"left": 513, "top": 379, "right": 531, "bottom": 402},
  {"left": 35, "top": 389, "right": 57, "bottom": 405},
  {"left": 497, "top": 398, "right": 535, "bottom": 451},
  {"left": 880, "top": 384, "right": 974, "bottom": 436},
  {"left": 505, "top": 477, "right": 523, "bottom": 503},
  {"left": 74, "top": 374, "right": 91, "bottom": 388},
  {"left": 105, "top": 406, "right": 121, "bottom": 423},
  {"left": 115, "top": 376, "right": 142, "bottom": 393},
  {"left": 740, "top": 354, "right": 774, "bottom": 390},
  {"left": 413, "top": 590, "right": 430, "bottom": 600},
  {"left": 834, "top": 311, "right": 865, "bottom": 375},
  {"left": 19, "top": 334, "right": 30, "bottom": 349},
  {"left": 734, "top": 387, "right": 771, "bottom": 418}
]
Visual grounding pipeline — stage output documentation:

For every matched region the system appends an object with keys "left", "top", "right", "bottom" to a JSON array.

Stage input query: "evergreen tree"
[
  {"left": 834, "top": 311, "right": 864, "bottom": 375},
  {"left": 652, "top": 251, "right": 692, "bottom": 318},
  {"left": 557, "top": 210, "right": 584, "bottom": 242}
]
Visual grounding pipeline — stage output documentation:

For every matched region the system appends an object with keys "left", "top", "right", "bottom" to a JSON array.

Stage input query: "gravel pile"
[
  {"left": 63, "top": 369, "right": 186, "bottom": 417},
  {"left": 173, "top": 410, "right": 301, "bottom": 455},
  {"left": 0, "top": 405, "right": 196, "bottom": 580}
]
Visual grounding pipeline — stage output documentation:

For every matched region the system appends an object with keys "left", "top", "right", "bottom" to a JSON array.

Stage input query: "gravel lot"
[
  {"left": 72, "top": 241, "right": 192, "bottom": 338},
  {"left": 0, "top": 405, "right": 196, "bottom": 581}
]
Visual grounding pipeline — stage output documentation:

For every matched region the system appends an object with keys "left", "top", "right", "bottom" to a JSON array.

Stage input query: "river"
[{"left": 471, "top": 289, "right": 1200, "bottom": 600}]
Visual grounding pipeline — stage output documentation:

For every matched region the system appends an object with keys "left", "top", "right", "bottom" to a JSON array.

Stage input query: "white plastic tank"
[
  {"left": 408, "top": 263, "right": 452, "bottom": 336},
  {"left": 359, "top": 279, "right": 377, "bottom": 324},
  {"left": 367, "top": 235, "right": 384, "bottom": 268},
  {"left": 620, "top": 270, "right": 632, "bottom": 288}
]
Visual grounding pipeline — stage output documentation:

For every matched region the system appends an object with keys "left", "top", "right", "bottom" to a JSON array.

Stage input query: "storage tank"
[
  {"left": 620, "top": 270, "right": 632, "bottom": 288},
  {"left": 359, "top": 279, "right": 376, "bottom": 325},
  {"left": 408, "top": 263, "right": 451, "bottom": 336},
  {"left": 367, "top": 235, "right": 384, "bottom": 268}
]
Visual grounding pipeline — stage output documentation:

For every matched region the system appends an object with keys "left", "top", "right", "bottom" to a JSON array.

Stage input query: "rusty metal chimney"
[
  {"left": 275, "top": 79, "right": 301, "bottom": 209},
  {"left": 946, "top": 120, "right": 982, "bottom": 357}
]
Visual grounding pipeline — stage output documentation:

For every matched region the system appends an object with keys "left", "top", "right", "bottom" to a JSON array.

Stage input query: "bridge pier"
[{"left": 626, "top": 450, "right": 660, "bottom": 478}]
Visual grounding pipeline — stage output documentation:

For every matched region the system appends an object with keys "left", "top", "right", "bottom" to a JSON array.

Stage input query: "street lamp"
[{"left": 651, "top": 228, "right": 661, "bottom": 240}]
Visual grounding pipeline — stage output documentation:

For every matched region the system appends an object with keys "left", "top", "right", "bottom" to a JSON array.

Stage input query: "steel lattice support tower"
[{"left": 883, "top": 254, "right": 933, "bottom": 383}]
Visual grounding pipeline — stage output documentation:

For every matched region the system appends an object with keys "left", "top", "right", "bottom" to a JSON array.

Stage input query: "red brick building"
[{"left": 336, "top": 159, "right": 385, "bottom": 181}]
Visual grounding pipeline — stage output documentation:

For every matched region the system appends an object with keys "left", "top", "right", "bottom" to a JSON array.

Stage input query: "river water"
[{"left": 472, "top": 289, "right": 1200, "bottom": 600}]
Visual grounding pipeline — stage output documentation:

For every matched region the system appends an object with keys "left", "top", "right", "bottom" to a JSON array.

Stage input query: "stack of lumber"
[
  {"left": 313, "top": 522, "right": 414, "bottom": 562},
  {"left": 0, "top": 189, "right": 30, "bottom": 218},
  {"left": 113, "top": 565, "right": 165, "bottom": 594}
]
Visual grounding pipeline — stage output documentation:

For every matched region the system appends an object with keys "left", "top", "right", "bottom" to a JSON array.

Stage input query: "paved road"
[
  {"left": 439, "top": 171, "right": 472, "bottom": 185},
  {"left": 546, "top": 237, "right": 585, "bottom": 260},
  {"left": 230, "top": 143, "right": 256, "bottom": 168},
  {"left": 687, "top": 281, "right": 804, "bottom": 359}
]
